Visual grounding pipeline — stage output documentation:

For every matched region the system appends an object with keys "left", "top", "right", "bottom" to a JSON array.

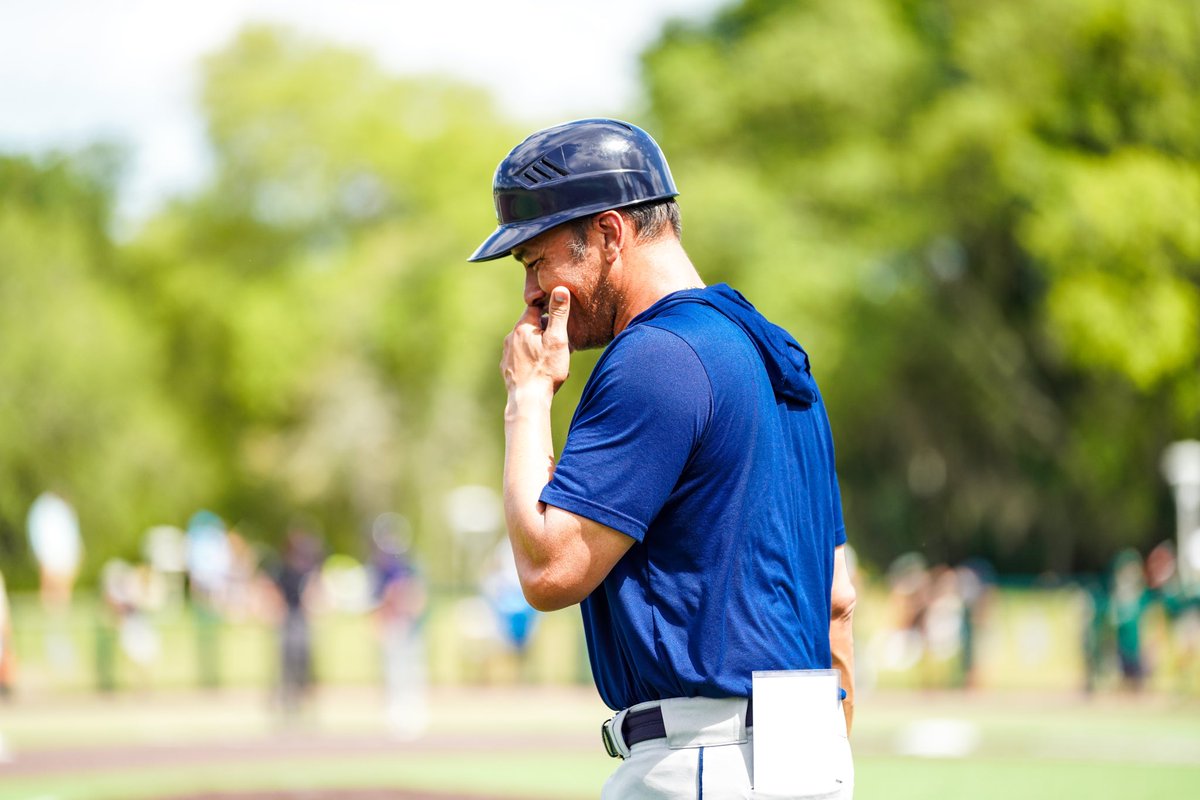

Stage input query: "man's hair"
[{"left": 566, "top": 199, "right": 682, "bottom": 260}]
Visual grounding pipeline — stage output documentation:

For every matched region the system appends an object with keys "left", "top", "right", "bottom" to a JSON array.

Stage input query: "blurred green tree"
[
  {"left": 0, "top": 149, "right": 214, "bottom": 584},
  {"left": 0, "top": 28, "right": 543, "bottom": 587},
  {"left": 117, "top": 27, "right": 530, "bottom": 576},
  {"left": 6, "top": 4, "right": 1196, "bottom": 587},
  {"left": 641, "top": 0, "right": 1200, "bottom": 573}
]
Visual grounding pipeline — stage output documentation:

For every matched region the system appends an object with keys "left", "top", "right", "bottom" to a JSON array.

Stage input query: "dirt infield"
[
  {"left": 0, "top": 687, "right": 610, "bottom": 799},
  {"left": 161, "top": 791, "right": 514, "bottom": 800},
  {"left": 0, "top": 732, "right": 597, "bottom": 800},
  {"left": 0, "top": 731, "right": 594, "bottom": 777}
]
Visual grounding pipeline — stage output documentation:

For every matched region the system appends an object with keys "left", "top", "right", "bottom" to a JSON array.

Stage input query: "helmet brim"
[
  {"left": 467, "top": 204, "right": 599, "bottom": 263},
  {"left": 467, "top": 219, "right": 550, "bottom": 263},
  {"left": 467, "top": 191, "right": 679, "bottom": 263}
]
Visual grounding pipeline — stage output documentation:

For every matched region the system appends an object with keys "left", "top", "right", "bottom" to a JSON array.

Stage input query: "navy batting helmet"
[{"left": 468, "top": 118, "right": 678, "bottom": 262}]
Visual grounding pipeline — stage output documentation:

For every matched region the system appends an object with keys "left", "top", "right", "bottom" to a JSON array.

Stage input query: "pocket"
[{"left": 602, "top": 741, "right": 696, "bottom": 799}]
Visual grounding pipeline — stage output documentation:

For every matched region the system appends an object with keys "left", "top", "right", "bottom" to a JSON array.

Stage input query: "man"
[
  {"left": 0, "top": 568, "right": 13, "bottom": 700},
  {"left": 471, "top": 119, "right": 855, "bottom": 798},
  {"left": 26, "top": 490, "right": 84, "bottom": 675}
]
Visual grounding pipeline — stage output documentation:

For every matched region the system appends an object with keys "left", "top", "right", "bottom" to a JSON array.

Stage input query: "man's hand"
[
  {"left": 829, "top": 545, "right": 856, "bottom": 735},
  {"left": 501, "top": 286, "right": 571, "bottom": 396}
]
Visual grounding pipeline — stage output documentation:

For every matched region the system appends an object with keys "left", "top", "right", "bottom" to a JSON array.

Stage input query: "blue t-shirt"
[{"left": 540, "top": 284, "right": 846, "bottom": 711}]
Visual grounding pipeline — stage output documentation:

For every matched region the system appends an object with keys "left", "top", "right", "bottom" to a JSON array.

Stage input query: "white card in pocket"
[{"left": 751, "top": 669, "right": 842, "bottom": 799}]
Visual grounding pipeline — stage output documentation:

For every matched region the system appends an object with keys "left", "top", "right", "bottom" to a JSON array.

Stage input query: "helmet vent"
[
  {"left": 540, "top": 156, "right": 569, "bottom": 176},
  {"left": 519, "top": 156, "right": 570, "bottom": 187}
]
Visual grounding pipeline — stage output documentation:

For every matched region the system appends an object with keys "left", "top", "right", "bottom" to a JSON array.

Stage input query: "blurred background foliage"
[
  {"left": 1, "top": 0, "right": 1198, "bottom": 587},
  {"left": 643, "top": 0, "right": 1200, "bottom": 573}
]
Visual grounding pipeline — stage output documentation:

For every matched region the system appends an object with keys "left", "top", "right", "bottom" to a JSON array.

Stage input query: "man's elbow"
[
  {"left": 831, "top": 580, "right": 856, "bottom": 623},
  {"left": 520, "top": 567, "right": 587, "bottom": 612}
]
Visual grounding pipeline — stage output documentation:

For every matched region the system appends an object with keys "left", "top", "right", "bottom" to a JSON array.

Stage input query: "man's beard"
[{"left": 568, "top": 272, "right": 620, "bottom": 351}]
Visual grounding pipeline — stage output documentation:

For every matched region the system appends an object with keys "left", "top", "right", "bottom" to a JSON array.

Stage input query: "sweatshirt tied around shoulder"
[{"left": 630, "top": 283, "right": 819, "bottom": 408}]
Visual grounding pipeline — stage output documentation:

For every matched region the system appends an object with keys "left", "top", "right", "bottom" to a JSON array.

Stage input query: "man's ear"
[{"left": 594, "top": 210, "right": 626, "bottom": 264}]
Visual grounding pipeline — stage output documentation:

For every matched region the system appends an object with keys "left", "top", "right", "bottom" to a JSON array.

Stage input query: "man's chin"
[
  {"left": 568, "top": 335, "right": 612, "bottom": 352},
  {"left": 567, "top": 314, "right": 615, "bottom": 351}
]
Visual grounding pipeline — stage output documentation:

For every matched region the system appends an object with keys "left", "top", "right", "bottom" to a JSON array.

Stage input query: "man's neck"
[{"left": 612, "top": 238, "right": 705, "bottom": 337}]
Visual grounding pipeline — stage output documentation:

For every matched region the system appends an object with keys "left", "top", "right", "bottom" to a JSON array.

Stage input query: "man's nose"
[{"left": 524, "top": 273, "right": 546, "bottom": 307}]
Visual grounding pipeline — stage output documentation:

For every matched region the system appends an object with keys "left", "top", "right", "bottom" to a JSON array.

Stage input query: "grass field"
[
  {"left": 4, "top": 586, "right": 1197, "bottom": 798},
  {"left": 1, "top": 686, "right": 1198, "bottom": 799}
]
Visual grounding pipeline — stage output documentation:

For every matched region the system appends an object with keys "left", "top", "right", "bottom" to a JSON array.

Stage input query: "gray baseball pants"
[{"left": 601, "top": 696, "right": 853, "bottom": 800}]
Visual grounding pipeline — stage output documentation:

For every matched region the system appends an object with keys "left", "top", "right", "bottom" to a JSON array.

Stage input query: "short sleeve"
[
  {"left": 832, "top": 471, "right": 847, "bottom": 547},
  {"left": 819, "top": 397, "right": 848, "bottom": 548},
  {"left": 540, "top": 325, "right": 712, "bottom": 542}
]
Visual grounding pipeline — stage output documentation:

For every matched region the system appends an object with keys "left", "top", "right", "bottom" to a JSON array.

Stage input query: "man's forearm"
[{"left": 502, "top": 385, "right": 556, "bottom": 574}]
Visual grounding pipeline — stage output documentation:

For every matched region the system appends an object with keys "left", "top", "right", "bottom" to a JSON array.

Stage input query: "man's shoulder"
[
  {"left": 635, "top": 303, "right": 760, "bottom": 382},
  {"left": 605, "top": 311, "right": 743, "bottom": 380},
  {"left": 628, "top": 301, "right": 748, "bottom": 353},
  {"left": 585, "top": 321, "right": 713, "bottom": 408},
  {"left": 606, "top": 315, "right": 706, "bottom": 364}
]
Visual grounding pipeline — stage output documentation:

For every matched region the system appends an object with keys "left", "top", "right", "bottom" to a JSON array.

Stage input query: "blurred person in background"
[
  {"left": 0, "top": 570, "right": 8, "bottom": 762},
  {"left": 922, "top": 564, "right": 965, "bottom": 687},
  {"left": 0, "top": 569, "right": 14, "bottom": 699},
  {"left": 186, "top": 510, "right": 232, "bottom": 688},
  {"left": 143, "top": 525, "right": 188, "bottom": 611},
  {"left": 480, "top": 537, "right": 541, "bottom": 681},
  {"left": 95, "top": 561, "right": 120, "bottom": 693},
  {"left": 265, "top": 526, "right": 324, "bottom": 717},
  {"left": 1146, "top": 541, "right": 1200, "bottom": 694},
  {"left": 98, "top": 559, "right": 164, "bottom": 692},
  {"left": 1111, "top": 548, "right": 1151, "bottom": 692},
  {"left": 369, "top": 513, "right": 429, "bottom": 738},
  {"left": 26, "top": 490, "right": 84, "bottom": 672},
  {"left": 1077, "top": 573, "right": 1111, "bottom": 696},
  {"left": 877, "top": 553, "right": 932, "bottom": 677},
  {"left": 956, "top": 559, "right": 995, "bottom": 690},
  {"left": 222, "top": 529, "right": 264, "bottom": 623}
]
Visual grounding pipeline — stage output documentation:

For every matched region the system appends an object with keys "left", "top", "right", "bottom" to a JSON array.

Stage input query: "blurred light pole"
[
  {"left": 444, "top": 485, "right": 502, "bottom": 589},
  {"left": 1161, "top": 439, "right": 1200, "bottom": 589}
]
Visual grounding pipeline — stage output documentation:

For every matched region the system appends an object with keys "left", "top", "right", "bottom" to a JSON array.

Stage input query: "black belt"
[{"left": 622, "top": 701, "right": 754, "bottom": 747}]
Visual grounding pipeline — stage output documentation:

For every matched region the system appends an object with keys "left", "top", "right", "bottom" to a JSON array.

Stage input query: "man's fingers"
[
  {"left": 516, "top": 304, "right": 541, "bottom": 329},
  {"left": 503, "top": 290, "right": 571, "bottom": 393},
  {"left": 545, "top": 286, "right": 570, "bottom": 341}
]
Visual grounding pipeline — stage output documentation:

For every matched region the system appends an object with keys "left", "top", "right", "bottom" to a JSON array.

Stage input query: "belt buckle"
[{"left": 601, "top": 716, "right": 623, "bottom": 759}]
